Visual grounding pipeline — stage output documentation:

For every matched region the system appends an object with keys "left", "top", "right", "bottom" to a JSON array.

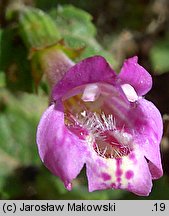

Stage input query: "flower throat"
[{"left": 64, "top": 107, "right": 132, "bottom": 159}]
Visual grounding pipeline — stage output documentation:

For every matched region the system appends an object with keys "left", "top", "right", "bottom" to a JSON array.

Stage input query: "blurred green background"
[{"left": 0, "top": 0, "right": 169, "bottom": 199}]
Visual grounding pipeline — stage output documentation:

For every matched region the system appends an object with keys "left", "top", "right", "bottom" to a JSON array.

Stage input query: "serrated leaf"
[
  {"left": 51, "top": 5, "right": 96, "bottom": 39},
  {"left": 19, "top": 7, "right": 61, "bottom": 49},
  {"left": 49, "top": 6, "right": 116, "bottom": 67}
]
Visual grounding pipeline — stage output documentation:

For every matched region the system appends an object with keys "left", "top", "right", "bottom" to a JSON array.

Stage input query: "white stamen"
[
  {"left": 96, "top": 143, "right": 100, "bottom": 155},
  {"left": 67, "top": 110, "right": 133, "bottom": 159},
  {"left": 102, "top": 146, "right": 108, "bottom": 157}
]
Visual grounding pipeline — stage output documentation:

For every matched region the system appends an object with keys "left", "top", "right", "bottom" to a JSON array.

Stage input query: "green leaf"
[
  {"left": 0, "top": 90, "right": 48, "bottom": 178},
  {"left": 50, "top": 5, "right": 116, "bottom": 67},
  {"left": 150, "top": 38, "right": 169, "bottom": 74},
  {"left": 19, "top": 7, "right": 61, "bottom": 49},
  {"left": 63, "top": 35, "right": 116, "bottom": 66},
  {"left": 51, "top": 5, "right": 96, "bottom": 39}
]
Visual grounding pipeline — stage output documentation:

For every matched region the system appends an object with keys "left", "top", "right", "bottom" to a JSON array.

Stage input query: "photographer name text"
[{"left": 2, "top": 202, "right": 116, "bottom": 213}]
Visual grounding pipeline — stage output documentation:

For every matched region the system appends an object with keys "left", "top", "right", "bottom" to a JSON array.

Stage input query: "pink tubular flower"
[{"left": 36, "top": 56, "right": 163, "bottom": 196}]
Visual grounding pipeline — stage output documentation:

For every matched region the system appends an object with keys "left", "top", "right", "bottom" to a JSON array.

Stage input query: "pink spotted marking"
[
  {"left": 125, "top": 170, "right": 134, "bottom": 180},
  {"left": 101, "top": 172, "right": 111, "bottom": 181},
  {"left": 116, "top": 169, "right": 123, "bottom": 177},
  {"left": 129, "top": 153, "right": 135, "bottom": 160},
  {"left": 116, "top": 158, "right": 123, "bottom": 176},
  {"left": 115, "top": 158, "right": 123, "bottom": 182},
  {"left": 129, "top": 152, "right": 137, "bottom": 163},
  {"left": 117, "top": 177, "right": 121, "bottom": 182}
]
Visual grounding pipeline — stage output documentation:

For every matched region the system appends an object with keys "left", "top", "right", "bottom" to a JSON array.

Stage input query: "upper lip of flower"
[{"left": 37, "top": 55, "right": 163, "bottom": 196}]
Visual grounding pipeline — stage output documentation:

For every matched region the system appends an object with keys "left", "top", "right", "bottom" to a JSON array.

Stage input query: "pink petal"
[
  {"left": 119, "top": 56, "right": 152, "bottom": 96},
  {"left": 36, "top": 102, "right": 87, "bottom": 189},
  {"left": 120, "top": 147, "right": 152, "bottom": 196},
  {"left": 86, "top": 156, "right": 111, "bottom": 192},
  {"left": 52, "top": 56, "right": 117, "bottom": 100},
  {"left": 132, "top": 99, "right": 163, "bottom": 179},
  {"left": 86, "top": 146, "right": 152, "bottom": 196}
]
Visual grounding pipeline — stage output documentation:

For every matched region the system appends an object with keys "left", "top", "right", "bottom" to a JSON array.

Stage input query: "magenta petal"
[
  {"left": 86, "top": 147, "right": 152, "bottom": 196},
  {"left": 126, "top": 98, "right": 163, "bottom": 179},
  {"left": 119, "top": 56, "right": 152, "bottom": 96},
  {"left": 86, "top": 157, "right": 111, "bottom": 192},
  {"left": 36, "top": 103, "right": 87, "bottom": 189},
  {"left": 122, "top": 147, "right": 152, "bottom": 196},
  {"left": 52, "top": 56, "right": 117, "bottom": 100},
  {"left": 133, "top": 99, "right": 163, "bottom": 178},
  {"left": 36, "top": 54, "right": 163, "bottom": 196}
]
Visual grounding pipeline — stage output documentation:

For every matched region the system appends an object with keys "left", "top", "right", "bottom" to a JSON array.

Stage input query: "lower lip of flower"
[{"left": 63, "top": 84, "right": 133, "bottom": 159}]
